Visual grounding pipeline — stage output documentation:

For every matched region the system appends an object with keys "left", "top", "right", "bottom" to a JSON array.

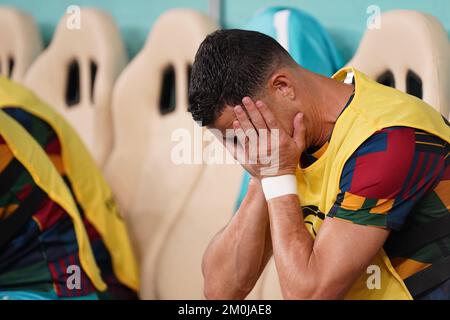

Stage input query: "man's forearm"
[
  {"left": 202, "top": 179, "right": 272, "bottom": 299},
  {"left": 267, "top": 194, "right": 323, "bottom": 299}
]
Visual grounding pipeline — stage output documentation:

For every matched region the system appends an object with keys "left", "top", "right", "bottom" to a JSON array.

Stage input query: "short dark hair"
[{"left": 188, "top": 29, "right": 295, "bottom": 126}]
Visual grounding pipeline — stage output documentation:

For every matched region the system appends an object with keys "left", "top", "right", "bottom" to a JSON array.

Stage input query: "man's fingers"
[
  {"left": 242, "top": 97, "right": 266, "bottom": 131},
  {"left": 234, "top": 105, "right": 255, "bottom": 134},
  {"left": 233, "top": 120, "right": 246, "bottom": 144},
  {"left": 293, "top": 112, "right": 306, "bottom": 150},
  {"left": 234, "top": 140, "right": 246, "bottom": 165},
  {"left": 233, "top": 120, "right": 249, "bottom": 163},
  {"left": 223, "top": 136, "right": 238, "bottom": 160},
  {"left": 255, "top": 100, "right": 279, "bottom": 130}
]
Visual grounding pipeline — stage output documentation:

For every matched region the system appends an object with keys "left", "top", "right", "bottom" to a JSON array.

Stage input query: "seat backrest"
[
  {"left": 349, "top": 10, "right": 450, "bottom": 118},
  {"left": 0, "top": 6, "right": 43, "bottom": 82},
  {"left": 104, "top": 9, "right": 219, "bottom": 299},
  {"left": 24, "top": 8, "right": 127, "bottom": 167}
]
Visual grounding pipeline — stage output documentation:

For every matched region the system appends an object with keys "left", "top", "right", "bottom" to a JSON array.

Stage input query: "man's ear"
[{"left": 269, "top": 70, "right": 296, "bottom": 100}]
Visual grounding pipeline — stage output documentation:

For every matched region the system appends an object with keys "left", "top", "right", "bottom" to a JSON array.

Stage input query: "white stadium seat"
[
  {"left": 349, "top": 10, "right": 450, "bottom": 119},
  {"left": 0, "top": 6, "right": 43, "bottom": 82},
  {"left": 105, "top": 9, "right": 243, "bottom": 299},
  {"left": 24, "top": 8, "right": 127, "bottom": 167}
]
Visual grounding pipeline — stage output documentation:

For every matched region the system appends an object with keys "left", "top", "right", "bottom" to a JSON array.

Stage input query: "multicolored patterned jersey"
[
  {"left": 0, "top": 134, "right": 98, "bottom": 297},
  {"left": 308, "top": 125, "right": 450, "bottom": 299},
  {"left": 0, "top": 107, "right": 136, "bottom": 299}
]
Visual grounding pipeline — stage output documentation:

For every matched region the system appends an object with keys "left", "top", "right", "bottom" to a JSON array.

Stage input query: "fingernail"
[
  {"left": 256, "top": 101, "right": 263, "bottom": 108},
  {"left": 234, "top": 105, "right": 243, "bottom": 113},
  {"left": 242, "top": 97, "right": 250, "bottom": 104}
]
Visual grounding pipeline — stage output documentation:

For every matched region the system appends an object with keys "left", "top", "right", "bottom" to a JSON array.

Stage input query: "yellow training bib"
[{"left": 296, "top": 67, "right": 450, "bottom": 299}]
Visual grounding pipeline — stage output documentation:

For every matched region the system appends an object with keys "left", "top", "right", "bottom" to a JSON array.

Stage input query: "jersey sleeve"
[{"left": 327, "top": 127, "right": 447, "bottom": 230}]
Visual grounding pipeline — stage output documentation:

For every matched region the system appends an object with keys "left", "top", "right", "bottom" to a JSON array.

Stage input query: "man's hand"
[{"left": 230, "top": 97, "right": 305, "bottom": 179}]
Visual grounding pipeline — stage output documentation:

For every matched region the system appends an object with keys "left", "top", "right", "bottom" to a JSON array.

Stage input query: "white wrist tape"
[{"left": 261, "top": 175, "right": 298, "bottom": 200}]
